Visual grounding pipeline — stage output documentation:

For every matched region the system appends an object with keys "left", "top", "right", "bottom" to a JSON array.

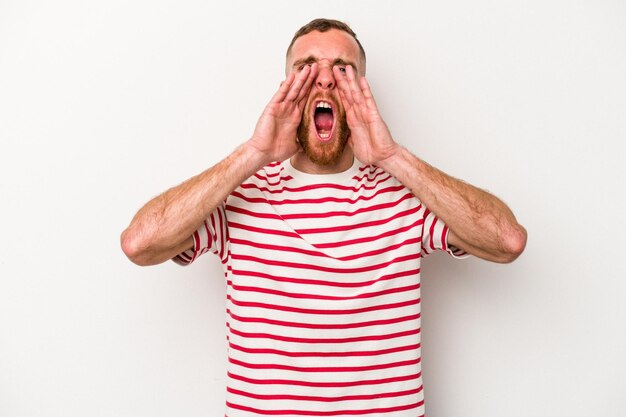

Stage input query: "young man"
[{"left": 122, "top": 18, "right": 526, "bottom": 417}]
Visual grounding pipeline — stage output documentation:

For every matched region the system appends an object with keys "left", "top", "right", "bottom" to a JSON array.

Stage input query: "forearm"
[
  {"left": 120, "top": 65, "right": 316, "bottom": 266},
  {"left": 378, "top": 146, "right": 527, "bottom": 263},
  {"left": 121, "top": 142, "right": 267, "bottom": 266}
]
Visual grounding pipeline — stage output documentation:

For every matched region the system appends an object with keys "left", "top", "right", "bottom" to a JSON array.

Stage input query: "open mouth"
[{"left": 313, "top": 100, "right": 335, "bottom": 141}]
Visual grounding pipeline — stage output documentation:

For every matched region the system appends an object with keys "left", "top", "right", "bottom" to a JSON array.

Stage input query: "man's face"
[{"left": 287, "top": 29, "right": 364, "bottom": 166}]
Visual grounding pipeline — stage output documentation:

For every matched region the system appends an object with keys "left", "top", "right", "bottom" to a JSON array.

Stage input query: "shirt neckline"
[{"left": 282, "top": 157, "right": 362, "bottom": 185}]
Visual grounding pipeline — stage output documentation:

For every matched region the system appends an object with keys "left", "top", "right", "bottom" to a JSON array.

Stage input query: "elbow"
[
  {"left": 499, "top": 224, "right": 527, "bottom": 263},
  {"left": 120, "top": 228, "right": 154, "bottom": 266}
]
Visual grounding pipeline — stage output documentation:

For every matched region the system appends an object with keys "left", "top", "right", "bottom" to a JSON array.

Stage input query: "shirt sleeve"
[
  {"left": 421, "top": 207, "right": 469, "bottom": 259},
  {"left": 172, "top": 202, "right": 229, "bottom": 266}
]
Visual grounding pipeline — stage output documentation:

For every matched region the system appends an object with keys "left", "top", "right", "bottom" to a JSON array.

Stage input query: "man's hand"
[
  {"left": 333, "top": 65, "right": 399, "bottom": 165},
  {"left": 248, "top": 63, "right": 319, "bottom": 164},
  {"left": 121, "top": 64, "right": 320, "bottom": 266},
  {"left": 334, "top": 64, "right": 526, "bottom": 263}
]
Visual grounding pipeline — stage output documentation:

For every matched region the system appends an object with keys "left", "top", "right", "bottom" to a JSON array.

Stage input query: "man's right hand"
[
  {"left": 121, "top": 64, "right": 318, "bottom": 266},
  {"left": 247, "top": 63, "right": 318, "bottom": 164}
]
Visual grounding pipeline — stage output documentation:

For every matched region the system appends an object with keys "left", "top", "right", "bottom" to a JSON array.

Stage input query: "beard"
[{"left": 296, "top": 94, "right": 350, "bottom": 166}]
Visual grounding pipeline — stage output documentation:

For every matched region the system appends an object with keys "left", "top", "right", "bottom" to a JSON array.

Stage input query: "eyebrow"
[{"left": 292, "top": 55, "right": 358, "bottom": 69}]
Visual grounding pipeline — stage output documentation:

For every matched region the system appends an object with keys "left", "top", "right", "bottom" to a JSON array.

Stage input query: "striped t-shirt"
[{"left": 175, "top": 157, "right": 466, "bottom": 416}]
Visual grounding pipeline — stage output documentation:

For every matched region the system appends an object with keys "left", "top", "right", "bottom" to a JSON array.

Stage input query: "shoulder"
[
  {"left": 353, "top": 163, "right": 405, "bottom": 189},
  {"left": 245, "top": 161, "right": 293, "bottom": 187}
]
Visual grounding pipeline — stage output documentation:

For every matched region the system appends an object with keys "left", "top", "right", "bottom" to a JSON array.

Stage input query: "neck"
[{"left": 290, "top": 148, "right": 354, "bottom": 174}]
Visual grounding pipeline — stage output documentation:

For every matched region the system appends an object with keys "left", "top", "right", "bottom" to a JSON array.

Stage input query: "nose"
[{"left": 315, "top": 64, "right": 335, "bottom": 90}]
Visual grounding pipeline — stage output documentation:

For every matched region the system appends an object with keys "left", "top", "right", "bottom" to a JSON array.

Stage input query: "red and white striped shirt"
[{"left": 175, "top": 158, "right": 466, "bottom": 416}]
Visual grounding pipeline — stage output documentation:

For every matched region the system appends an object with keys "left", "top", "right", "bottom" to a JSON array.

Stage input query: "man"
[{"left": 121, "top": 18, "right": 526, "bottom": 416}]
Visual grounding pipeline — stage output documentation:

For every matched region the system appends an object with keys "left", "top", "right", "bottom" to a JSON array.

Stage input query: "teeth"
[
  {"left": 316, "top": 101, "right": 331, "bottom": 109},
  {"left": 319, "top": 133, "right": 330, "bottom": 138}
]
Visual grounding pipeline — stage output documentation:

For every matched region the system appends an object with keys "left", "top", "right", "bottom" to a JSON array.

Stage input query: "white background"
[{"left": 1, "top": 1, "right": 625, "bottom": 416}]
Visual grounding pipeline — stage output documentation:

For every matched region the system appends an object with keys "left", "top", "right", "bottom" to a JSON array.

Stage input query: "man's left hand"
[{"left": 333, "top": 65, "right": 399, "bottom": 165}]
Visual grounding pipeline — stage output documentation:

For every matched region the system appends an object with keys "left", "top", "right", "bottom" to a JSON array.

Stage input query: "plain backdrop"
[{"left": 1, "top": 1, "right": 625, "bottom": 416}]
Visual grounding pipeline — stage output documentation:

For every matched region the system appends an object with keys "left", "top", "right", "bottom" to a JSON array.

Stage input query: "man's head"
[
  {"left": 286, "top": 19, "right": 366, "bottom": 73},
  {"left": 286, "top": 19, "right": 366, "bottom": 167}
]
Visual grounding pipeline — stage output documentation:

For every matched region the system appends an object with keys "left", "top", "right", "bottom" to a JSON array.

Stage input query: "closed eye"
[{"left": 294, "top": 57, "right": 317, "bottom": 71}]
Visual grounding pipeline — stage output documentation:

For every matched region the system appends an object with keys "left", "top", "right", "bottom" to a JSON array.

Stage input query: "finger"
[
  {"left": 333, "top": 66, "right": 354, "bottom": 105},
  {"left": 346, "top": 65, "right": 366, "bottom": 105},
  {"left": 359, "top": 76, "right": 379, "bottom": 110},
  {"left": 296, "top": 63, "right": 318, "bottom": 104},
  {"left": 284, "top": 65, "right": 312, "bottom": 102},
  {"left": 338, "top": 89, "right": 352, "bottom": 114},
  {"left": 270, "top": 71, "right": 296, "bottom": 103}
]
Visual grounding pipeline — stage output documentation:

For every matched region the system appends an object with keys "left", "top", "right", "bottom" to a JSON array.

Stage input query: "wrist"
[
  {"left": 377, "top": 146, "right": 431, "bottom": 195},
  {"left": 242, "top": 138, "right": 273, "bottom": 168},
  {"left": 377, "top": 143, "right": 404, "bottom": 172}
]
